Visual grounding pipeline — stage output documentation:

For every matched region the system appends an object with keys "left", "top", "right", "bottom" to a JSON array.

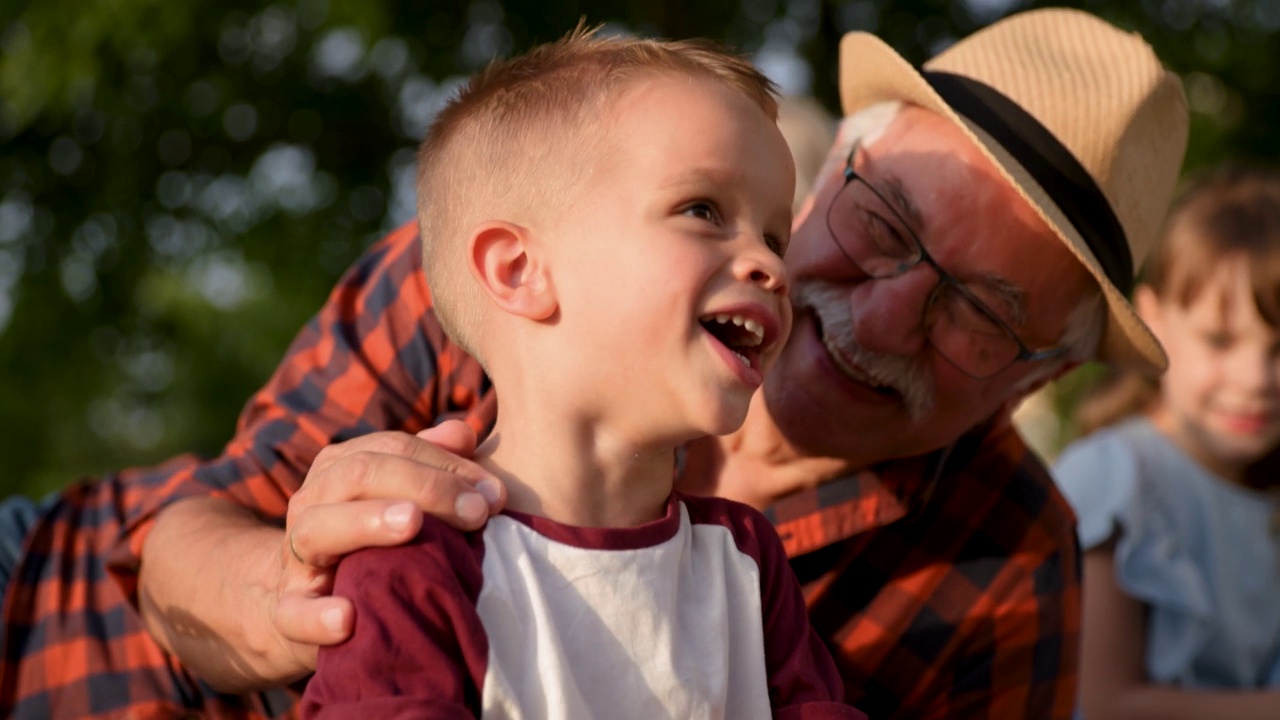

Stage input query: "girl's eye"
[
  {"left": 764, "top": 234, "right": 787, "bottom": 257},
  {"left": 682, "top": 201, "right": 719, "bottom": 224}
]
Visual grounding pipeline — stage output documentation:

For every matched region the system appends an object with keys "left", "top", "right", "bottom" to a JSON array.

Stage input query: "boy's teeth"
[
  {"left": 732, "top": 350, "right": 752, "bottom": 368},
  {"left": 708, "top": 313, "right": 766, "bottom": 346}
]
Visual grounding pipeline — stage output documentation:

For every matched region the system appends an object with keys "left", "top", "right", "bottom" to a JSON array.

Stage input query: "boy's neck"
[
  {"left": 477, "top": 401, "right": 676, "bottom": 528},
  {"left": 679, "top": 392, "right": 857, "bottom": 510}
]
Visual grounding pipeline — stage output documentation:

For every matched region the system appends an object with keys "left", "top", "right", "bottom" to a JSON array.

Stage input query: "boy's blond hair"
[{"left": 417, "top": 24, "right": 779, "bottom": 358}]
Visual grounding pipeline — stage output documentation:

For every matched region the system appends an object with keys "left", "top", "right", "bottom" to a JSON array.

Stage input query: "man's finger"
[
  {"left": 416, "top": 419, "right": 478, "bottom": 457},
  {"left": 405, "top": 424, "right": 506, "bottom": 512},
  {"left": 273, "top": 591, "right": 353, "bottom": 658},
  {"left": 306, "top": 448, "right": 504, "bottom": 527},
  {"left": 291, "top": 499, "right": 427, "bottom": 566},
  {"left": 307, "top": 432, "right": 501, "bottom": 505}
]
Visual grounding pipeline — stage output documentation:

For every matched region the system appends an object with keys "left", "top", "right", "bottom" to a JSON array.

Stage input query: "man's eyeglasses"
[{"left": 824, "top": 143, "right": 1069, "bottom": 379}]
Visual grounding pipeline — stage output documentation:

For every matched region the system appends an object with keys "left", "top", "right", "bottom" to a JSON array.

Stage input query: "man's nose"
[{"left": 849, "top": 263, "right": 937, "bottom": 356}]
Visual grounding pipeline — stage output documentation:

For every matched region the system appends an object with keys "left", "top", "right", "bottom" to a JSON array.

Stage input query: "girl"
[{"left": 1055, "top": 165, "right": 1280, "bottom": 719}]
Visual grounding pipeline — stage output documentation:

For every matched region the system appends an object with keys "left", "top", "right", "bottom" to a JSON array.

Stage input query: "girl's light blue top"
[{"left": 1053, "top": 417, "right": 1280, "bottom": 688}]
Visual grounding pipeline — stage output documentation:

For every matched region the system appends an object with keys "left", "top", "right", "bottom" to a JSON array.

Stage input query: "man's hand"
[
  {"left": 139, "top": 420, "right": 504, "bottom": 691},
  {"left": 274, "top": 420, "right": 504, "bottom": 667}
]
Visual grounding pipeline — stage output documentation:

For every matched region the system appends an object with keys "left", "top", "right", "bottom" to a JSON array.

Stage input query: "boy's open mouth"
[{"left": 700, "top": 313, "right": 766, "bottom": 369}]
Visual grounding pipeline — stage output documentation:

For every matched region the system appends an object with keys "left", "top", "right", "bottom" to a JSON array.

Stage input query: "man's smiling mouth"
[{"left": 811, "top": 313, "right": 897, "bottom": 395}]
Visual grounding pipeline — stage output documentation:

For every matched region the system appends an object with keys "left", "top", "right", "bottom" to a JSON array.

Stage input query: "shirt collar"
[{"left": 762, "top": 416, "right": 1011, "bottom": 557}]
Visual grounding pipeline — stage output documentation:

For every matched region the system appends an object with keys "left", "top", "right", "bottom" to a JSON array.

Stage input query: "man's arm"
[
  {"left": 138, "top": 423, "right": 499, "bottom": 690},
  {"left": 122, "top": 225, "right": 502, "bottom": 691}
]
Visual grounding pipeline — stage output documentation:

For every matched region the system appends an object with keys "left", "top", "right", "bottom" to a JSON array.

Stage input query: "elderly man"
[{"left": 0, "top": 8, "right": 1186, "bottom": 720}]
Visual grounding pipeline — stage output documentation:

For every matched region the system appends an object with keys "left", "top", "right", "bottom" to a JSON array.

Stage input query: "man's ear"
[{"left": 467, "top": 221, "right": 557, "bottom": 321}]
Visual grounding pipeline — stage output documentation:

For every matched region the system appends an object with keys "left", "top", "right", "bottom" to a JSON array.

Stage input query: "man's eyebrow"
[
  {"left": 977, "top": 274, "right": 1028, "bottom": 327},
  {"left": 880, "top": 174, "right": 926, "bottom": 234},
  {"left": 875, "top": 169, "right": 1027, "bottom": 325}
]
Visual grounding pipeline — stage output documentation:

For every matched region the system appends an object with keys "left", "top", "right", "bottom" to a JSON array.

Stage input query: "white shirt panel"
[{"left": 475, "top": 502, "right": 771, "bottom": 719}]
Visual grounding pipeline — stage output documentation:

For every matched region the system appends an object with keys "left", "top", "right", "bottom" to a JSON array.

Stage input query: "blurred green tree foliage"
[{"left": 1, "top": 0, "right": 1275, "bottom": 497}]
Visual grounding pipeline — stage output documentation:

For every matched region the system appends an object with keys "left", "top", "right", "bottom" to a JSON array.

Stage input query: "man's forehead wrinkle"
[{"left": 872, "top": 158, "right": 1030, "bottom": 327}]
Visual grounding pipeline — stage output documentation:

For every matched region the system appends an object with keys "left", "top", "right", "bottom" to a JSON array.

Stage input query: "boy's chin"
[{"left": 696, "top": 405, "right": 753, "bottom": 439}]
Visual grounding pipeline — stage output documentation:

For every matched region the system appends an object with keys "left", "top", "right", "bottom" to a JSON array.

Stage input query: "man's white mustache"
[{"left": 791, "top": 280, "right": 936, "bottom": 419}]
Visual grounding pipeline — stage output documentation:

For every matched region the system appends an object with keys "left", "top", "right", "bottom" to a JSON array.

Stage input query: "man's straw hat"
[{"left": 839, "top": 8, "right": 1188, "bottom": 373}]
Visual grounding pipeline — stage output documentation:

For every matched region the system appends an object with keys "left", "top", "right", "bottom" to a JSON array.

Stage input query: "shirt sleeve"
[
  {"left": 1055, "top": 425, "right": 1218, "bottom": 684},
  {"left": 104, "top": 222, "right": 491, "bottom": 601},
  {"left": 748, "top": 509, "right": 868, "bottom": 720},
  {"left": 1052, "top": 428, "right": 1140, "bottom": 550},
  {"left": 300, "top": 520, "right": 490, "bottom": 719}
]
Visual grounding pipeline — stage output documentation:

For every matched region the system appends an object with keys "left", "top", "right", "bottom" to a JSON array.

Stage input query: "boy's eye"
[
  {"left": 682, "top": 201, "right": 720, "bottom": 224},
  {"left": 764, "top": 233, "right": 787, "bottom": 257}
]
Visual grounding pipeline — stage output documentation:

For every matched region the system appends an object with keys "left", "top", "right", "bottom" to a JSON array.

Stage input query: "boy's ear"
[{"left": 467, "top": 221, "right": 557, "bottom": 321}]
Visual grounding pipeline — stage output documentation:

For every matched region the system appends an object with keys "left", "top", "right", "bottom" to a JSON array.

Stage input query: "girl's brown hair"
[{"left": 1075, "top": 163, "right": 1280, "bottom": 440}]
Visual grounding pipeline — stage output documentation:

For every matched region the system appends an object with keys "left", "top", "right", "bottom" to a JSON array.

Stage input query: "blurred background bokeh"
[{"left": 2, "top": 0, "right": 1275, "bottom": 497}]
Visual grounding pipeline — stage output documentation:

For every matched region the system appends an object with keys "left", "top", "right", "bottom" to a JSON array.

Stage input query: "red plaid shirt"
[{"left": 0, "top": 224, "right": 1080, "bottom": 719}]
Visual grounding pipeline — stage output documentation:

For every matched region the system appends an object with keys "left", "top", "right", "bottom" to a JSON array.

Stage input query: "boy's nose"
[{"left": 735, "top": 241, "right": 789, "bottom": 296}]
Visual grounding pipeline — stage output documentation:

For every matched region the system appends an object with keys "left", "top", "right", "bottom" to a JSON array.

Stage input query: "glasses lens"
[
  {"left": 926, "top": 283, "right": 1021, "bottom": 377},
  {"left": 827, "top": 179, "right": 919, "bottom": 278},
  {"left": 830, "top": 170, "right": 1031, "bottom": 379}
]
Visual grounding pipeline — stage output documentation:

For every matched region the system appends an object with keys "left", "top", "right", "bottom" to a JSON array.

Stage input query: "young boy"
[{"left": 300, "top": 27, "right": 863, "bottom": 719}]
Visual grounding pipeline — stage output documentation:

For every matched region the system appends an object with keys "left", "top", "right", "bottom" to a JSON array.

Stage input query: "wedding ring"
[{"left": 288, "top": 527, "right": 307, "bottom": 565}]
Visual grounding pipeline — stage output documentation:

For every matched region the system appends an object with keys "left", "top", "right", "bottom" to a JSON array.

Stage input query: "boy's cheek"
[
  {"left": 792, "top": 194, "right": 818, "bottom": 231},
  {"left": 779, "top": 300, "right": 795, "bottom": 348},
  {"left": 763, "top": 304, "right": 794, "bottom": 374}
]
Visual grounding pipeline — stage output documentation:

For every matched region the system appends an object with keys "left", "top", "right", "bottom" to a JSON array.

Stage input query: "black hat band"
[{"left": 923, "top": 70, "right": 1134, "bottom": 295}]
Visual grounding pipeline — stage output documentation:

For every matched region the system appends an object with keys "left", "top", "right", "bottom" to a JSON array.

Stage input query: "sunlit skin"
[
  {"left": 475, "top": 73, "right": 795, "bottom": 528},
  {"left": 1138, "top": 258, "right": 1280, "bottom": 483},
  {"left": 687, "top": 105, "right": 1095, "bottom": 507},
  {"left": 139, "top": 100, "right": 1105, "bottom": 686}
]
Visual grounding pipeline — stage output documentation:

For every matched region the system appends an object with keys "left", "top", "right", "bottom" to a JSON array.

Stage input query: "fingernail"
[
  {"left": 455, "top": 492, "right": 487, "bottom": 524},
  {"left": 383, "top": 502, "right": 413, "bottom": 532},
  {"left": 476, "top": 478, "right": 502, "bottom": 505},
  {"left": 321, "top": 607, "right": 346, "bottom": 634}
]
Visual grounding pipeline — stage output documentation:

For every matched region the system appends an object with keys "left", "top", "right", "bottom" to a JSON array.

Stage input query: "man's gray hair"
[
  {"left": 841, "top": 100, "right": 903, "bottom": 149},
  {"left": 1012, "top": 288, "right": 1106, "bottom": 395},
  {"left": 811, "top": 101, "right": 904, "bottom": 186}
]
